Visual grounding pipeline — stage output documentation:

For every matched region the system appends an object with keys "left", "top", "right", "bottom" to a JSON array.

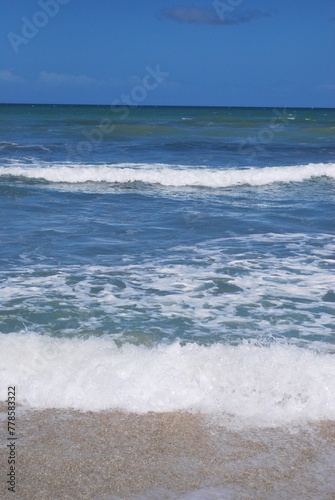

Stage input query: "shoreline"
[{"left": 1, "top": 406, "right": 335, "bottom": 499}]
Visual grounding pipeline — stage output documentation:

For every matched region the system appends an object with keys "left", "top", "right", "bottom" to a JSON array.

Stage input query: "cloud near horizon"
[
  {"left": 39, "top": 71, "right": 96, "bottom": 86},
  {"left": 38, "top": 71, "right": 128, "bottom": 88},
  {"left": 0, "top": 69, "right": 170, "bottom": 91},
  {"left": 316, "top": 83, "right": 335, "bottom": 92},
  {"left": 0, "top": 69, "right": 25, "bottom": 84},
  {"left": 160, "top": 6, "right": 273, "bottom": 25}
]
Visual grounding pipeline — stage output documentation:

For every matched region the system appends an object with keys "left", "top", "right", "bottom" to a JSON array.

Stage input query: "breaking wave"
[
  {"left": 0, "top": 162, "right": 334, "bottom": 188},
  {"left": 1, "top": 333, "right": 335, "bottom": 428}
]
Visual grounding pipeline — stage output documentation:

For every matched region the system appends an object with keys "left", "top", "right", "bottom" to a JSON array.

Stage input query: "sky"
[{"left": 0, "top": 0, "right": 334, "bottom": 107}]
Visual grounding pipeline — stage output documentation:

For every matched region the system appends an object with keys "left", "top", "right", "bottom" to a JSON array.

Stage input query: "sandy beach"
[{"left": 1, "top": 404, "right": 335, "bottom": 499}]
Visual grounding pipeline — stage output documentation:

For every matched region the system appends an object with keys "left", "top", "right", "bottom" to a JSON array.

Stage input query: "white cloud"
[
  {"left": 0, "top": 69, "right": 25, "bottom": 83},
  {"left": 39, "top": 71, "right": 96, "bottom": 86},
  {"left": 38, "top": 71, "right": 126, "bottom": 89},
  {"left": 316, "top": 83, "right": 335, "bottom": 92}
]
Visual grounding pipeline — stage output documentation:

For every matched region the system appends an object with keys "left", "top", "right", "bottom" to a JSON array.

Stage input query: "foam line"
[
  {"left": 0, "top": 162, "right": 334, "bottom": 188},
  {"left": 1, "top": 333, "right": 335, "bottom": 427}
]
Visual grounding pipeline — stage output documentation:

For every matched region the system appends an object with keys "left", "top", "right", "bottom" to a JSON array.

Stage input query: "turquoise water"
[{"left": 0, "top": 105, "right": 335, "bottom": 423}]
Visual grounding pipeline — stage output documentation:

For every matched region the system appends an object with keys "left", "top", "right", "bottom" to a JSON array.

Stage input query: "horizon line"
[{"left": 1, "top": 102, "right": 334, "bottom": 110}]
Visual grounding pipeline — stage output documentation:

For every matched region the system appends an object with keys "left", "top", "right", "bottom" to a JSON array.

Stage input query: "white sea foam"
[
  {"left": 0, "top": 142, "right": 50, "bottom": 151},
  {"left": 1, "top": 333, "right": 335, "bottom": 427},
  {"left": 0, "top": 162, "right": 334, "bottom": 188},
  {"left": 1, "top": 234, "right": 334, "bottom": 340}
]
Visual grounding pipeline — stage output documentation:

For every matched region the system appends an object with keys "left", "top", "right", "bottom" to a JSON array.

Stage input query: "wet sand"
[{"left": 1, "top": 405, "right": 335, "bottom": 499}]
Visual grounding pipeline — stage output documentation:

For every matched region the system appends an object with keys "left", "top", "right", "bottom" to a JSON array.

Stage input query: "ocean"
[{"left": 1, "top": 104, "right": 335, "bottom": 498}]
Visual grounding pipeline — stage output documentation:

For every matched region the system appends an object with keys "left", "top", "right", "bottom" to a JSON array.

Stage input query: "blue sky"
[{"left": 1, "top": 0, "right": 334, "bottom": 107}]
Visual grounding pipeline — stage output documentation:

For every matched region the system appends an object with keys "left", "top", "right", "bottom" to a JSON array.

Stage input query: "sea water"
[{"left": 1, "top": 106, "right": 335, "bottom": 497}]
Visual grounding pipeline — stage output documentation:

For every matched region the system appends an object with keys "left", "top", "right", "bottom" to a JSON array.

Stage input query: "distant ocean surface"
[{"left": 1, "top": 104, "right": 335, "bottom": 428}]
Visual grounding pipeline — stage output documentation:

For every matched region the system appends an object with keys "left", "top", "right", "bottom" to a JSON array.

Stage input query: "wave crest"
[
  {"left": 0, "top": 162, "right": 334, "bottom": 188},
  {"left": 1, "top": 333, "right": 335, "bottom": 427}
]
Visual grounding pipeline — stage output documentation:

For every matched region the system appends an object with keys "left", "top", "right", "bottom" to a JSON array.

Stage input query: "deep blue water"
[{"left": 1, "top": 104, "right": 334, "bottom": 345}]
